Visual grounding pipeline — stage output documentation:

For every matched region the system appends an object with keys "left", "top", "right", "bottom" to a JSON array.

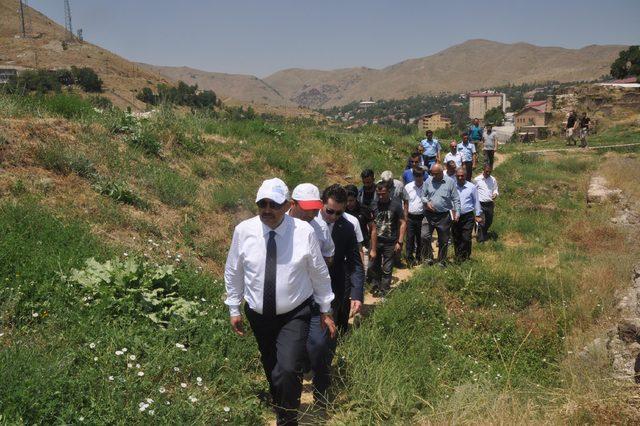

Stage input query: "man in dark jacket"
[{"left": 307, "top": 184, "right": 364, "bottom": 405}]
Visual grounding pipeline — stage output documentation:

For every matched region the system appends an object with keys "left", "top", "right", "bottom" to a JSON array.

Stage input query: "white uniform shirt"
[
  {"left": 474, "top": 174, "right": 499, "bottom": 202},
  {"left": 224, "top": 215, "right": 334, "bottom": 316},
  {"left": 343, "top": 212, "right": 364, "bottom": 243},
  {"left": 444, "top": 151, "right": 464, "bottom": 168},
  {"left": 403, "top": 181, "right": 425, "bottom": 215},
  {"left": 310, "top": 215, "right": 335, "bottom": 258}
]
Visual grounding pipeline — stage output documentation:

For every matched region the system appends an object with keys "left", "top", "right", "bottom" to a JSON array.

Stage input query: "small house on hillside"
[
  {"left": 0, "top": 68, "right": 18, "bottom": 84},
  {"left": 514, "top": 99, "right": 552, "bottom": 129},
  {"left": 417, "top": 112, "right": 450, "bottom": 133}
]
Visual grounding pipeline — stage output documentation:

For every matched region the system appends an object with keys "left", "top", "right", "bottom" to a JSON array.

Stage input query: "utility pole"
[
  {"left": 64, "top": 0, "right": 74, "bottom": 41},
  {"left": 19, "top": 0, "right": 27, "bottom": 37}
]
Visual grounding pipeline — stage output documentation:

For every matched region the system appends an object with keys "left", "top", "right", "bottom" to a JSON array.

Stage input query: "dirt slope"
[
  {"left": 264, "top": 39, "right": 626, "bottom": 108},
  {"left": 0, "top": 0, "right": 170, "bottom": 110}
]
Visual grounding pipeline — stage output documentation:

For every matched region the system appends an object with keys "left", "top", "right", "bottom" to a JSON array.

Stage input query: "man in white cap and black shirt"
[
  {"left": 224, "top": 178, "right": 336, "bottom": 425},
  {"left": 289, "top": 183, "right": 335, "bottom": 266}
]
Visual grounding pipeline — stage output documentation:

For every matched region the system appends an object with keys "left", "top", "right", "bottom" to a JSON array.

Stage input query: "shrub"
[
  {"left": 71, "top": 66, "right": 103, "bottom": 92},
  {"left": 88, "top": 95, "right": 113, "bottom": 109},
  {"left": 175, "top": 131, "right": 206, "bottom": 155},
  {"left": 40, "top": 93, "right": 96, "bottom": 119},
  {"left": 126, "top": 127, "right": 162, "bottom": 156},
  {"left": 64, "top": 257, "right": 200, "bottom": 325},
  {"left": 92, "top": 178, "right": 148, "bottom": 210}
]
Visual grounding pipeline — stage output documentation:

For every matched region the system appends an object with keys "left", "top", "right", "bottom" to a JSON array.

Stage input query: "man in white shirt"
[
  {"left": 474, "top": 164, "right": 499, "bottom": 243},
  {"left": 443, "top": 141, "right": 464, "bottom": 168},
  {"left": 224, "top": 178, "right": 336, "bottom": 425},
  {"left": 402, "top": 167, "right": 427, "bottom": 266},
  {"left": 289, "top": 183, "right": 335, "bottom": 266},
  {"left": 483, "top": 124, "right": 497, "bottom": 168}
]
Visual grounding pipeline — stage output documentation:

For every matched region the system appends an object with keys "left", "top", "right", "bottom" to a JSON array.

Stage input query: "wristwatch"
[{"left": 321, "top": 309, "right": 333, "bottom": 316}]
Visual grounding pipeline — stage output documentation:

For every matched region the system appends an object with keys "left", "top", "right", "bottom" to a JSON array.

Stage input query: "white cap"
[
  {"left": 256, "top": 178, "right": 289, "bottom": 204},
  {"left": 291, "top": 183, "right": 323, "bottom": 210},
  {"left": 380, "top": 170, "right": 394, "bottom": 181}
]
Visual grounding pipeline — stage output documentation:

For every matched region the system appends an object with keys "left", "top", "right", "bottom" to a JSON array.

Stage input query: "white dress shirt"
[
  {"left": 403, "top": 181, "right": 425, "bottom": 215},
  {"left": 444, "top": 151, "right": 464, "bottom": 167},
  {"left": 474, "top": 174, "right": 499, "bottom": 202},
  {"left": 343, "top": 212, "right": 364, "bottom": 243},
  {"left": 224, "top": 215, "right": 334, "bottom": 317},
  {"left": 310, "top": 215, "right": 335, "bottom": 258}
]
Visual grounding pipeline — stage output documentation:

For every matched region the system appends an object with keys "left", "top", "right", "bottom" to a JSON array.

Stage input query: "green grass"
[
  {"left": 334, "top": 153, "right": 605, "bottom": 423},
  {"left": 0, "top": 200, "right": 265, "bottom": 424}
]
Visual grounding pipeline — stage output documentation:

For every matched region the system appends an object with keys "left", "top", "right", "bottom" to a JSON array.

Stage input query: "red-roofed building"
[{"left": 515, "top": 98, "right": 553, "bottom": 130}]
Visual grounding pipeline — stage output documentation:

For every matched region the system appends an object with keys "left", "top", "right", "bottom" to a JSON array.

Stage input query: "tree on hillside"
[
  {"left": 508, "top": 92, "right": 525, "bottom": 112},
  {"left": 71, "top": 66, "right": 103, "bottom": 92},
  {"left": 610, "top": 46, "right": 640, "bottom": 79},
  {"left": 484, "top": 106, "right": 504, "bottom": 125}
]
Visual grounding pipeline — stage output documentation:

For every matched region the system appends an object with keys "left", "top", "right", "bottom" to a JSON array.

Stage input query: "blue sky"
[{"left": 29, "top": 0, "right": 640, "bottom": 77}]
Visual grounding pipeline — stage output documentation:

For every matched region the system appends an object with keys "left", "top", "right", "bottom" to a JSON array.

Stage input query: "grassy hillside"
[{"left": 1, "top": 89, "right": 639, "bottom": 423}]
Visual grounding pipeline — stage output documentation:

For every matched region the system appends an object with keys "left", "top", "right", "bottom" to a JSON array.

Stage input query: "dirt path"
[{"left": 513, "top": 142, "right": 640, "bottom": 154}]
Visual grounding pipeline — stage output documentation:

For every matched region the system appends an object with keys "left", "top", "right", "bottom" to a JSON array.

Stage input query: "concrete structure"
[
  {"left": 0, "top": 68, "right": 17, "bottom": 84},
  {"left": 358, "top": 100, "right": 376, "bottom": 109},
  {"left": 468, "top": 91, "right": 506, "bottom": 120},
  {"left": 417, "top": 112, "right": 450, "bottom": 133}
]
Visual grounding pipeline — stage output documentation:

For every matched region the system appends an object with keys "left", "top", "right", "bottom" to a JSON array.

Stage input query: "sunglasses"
[
  {"left": 324, "top": 208, "right": 344, "bottom": 216},
  {"left": 257, "top": 200, "right": 286, "bottom": 209}
]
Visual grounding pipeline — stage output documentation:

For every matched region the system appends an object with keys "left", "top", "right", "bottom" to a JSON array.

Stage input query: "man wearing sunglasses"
[
  {"left": 307, "top": 184, "right": 365, "bottom": 406},
  {"left": 224, "top": 178, "right": 336, "bottom": 426}
]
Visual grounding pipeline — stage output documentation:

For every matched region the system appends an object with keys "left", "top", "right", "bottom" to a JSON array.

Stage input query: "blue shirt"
[
  {"left": 422, "top": 177, "right": 461, "bottom": 214},
  {"left": 457, "top": 141, "right": 476, "bottom": 162},
  {"left": 421, "top": 138, "right": 441, "bottom": 157},
  {"left": 402, "top": 169, "right": 426, "bottom": 184},
  {"left": 456, "top": 181, "right": 482, "bottom": 216},
  {"left": 468, "top": 125, "right": 483, "bottom": 141}
]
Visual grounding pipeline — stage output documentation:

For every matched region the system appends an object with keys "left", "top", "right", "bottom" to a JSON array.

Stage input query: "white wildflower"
[
  {"left": 159, "top": 387, "right": 166, "bottom": 394},
  {"left": 127, "top": 363, "right": 133, "bottom": 368},
  {"left": 79, "top": 416, "right": 84, "bottom": 422},
  {"left": 189, "top": 395, "right": 198, "bottom": 403},
  {"left": 223, "top": 406, "right": 230, "bottom": 412},
  {"left": 136, "top": 363, "right": 141, "bottom": 369},
  {"left": 180, "top": 382, "right": 187, "bottom": 388},
  {"left": 173, "top": 366, "right": 180, "bottom": 372},
  {"left": 115, "top": 350, "right": 123, "bottom": 356},
  {"left": 93, "top": 357, "right": 98, "bottom": 361},
  {"left": 165, "top": 401, "right": 171, "bottom": 405},
  {"left": 148, "top": 409, "right": 154, "bottom": 416},
  {"left": 129, "top": 355, "right": 136, "bottom": 361},
  {"left": 89, "top": 343, "right": 96, "bottom": 349},
  {"left": 175, "top": 343, "right": 185, "bottom": 349},
  {"left": 146, "top": 398, "right": 154, "bottom": 404},
  {"left": 108, "top": 376, "right": 114, "bottom": 381},
  {"left": 123, "top": 252, "right": 128, "bottom": 257},
  {"left": 137, "top": 371, "right": 145, "bottom": 377},
  {"left": 121, "top": 348, "right": 128, "bottom": 353},
  {"left": 32, "top": 312, "right": 39, "bottom": 318}
]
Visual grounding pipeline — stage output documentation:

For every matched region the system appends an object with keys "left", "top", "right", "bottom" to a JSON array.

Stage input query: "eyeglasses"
[
  {"left": 257, "top": 200, "right": 285, "bottom": 209},
  {"left": 324, "top": 208, "right": 344, "bottom": 216}
]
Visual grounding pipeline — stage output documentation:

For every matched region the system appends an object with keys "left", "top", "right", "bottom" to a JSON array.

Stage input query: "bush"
[
  {"left": 89, "top": 95, "right": 113, "bottom": 109},
  {"left": 71, "top": 66, "right": 103, "bottom": 93},
  {"left": 92, "top": 178, "right": 148, "bottom": 209},
  {"left": 65, "top": 257, "right": 200, "bottom": 325},
  {"left": 126, "top": 127, "right": 162, "bottom": 157},
  {"left": 40, "top": 93, "right": 96, "bottom": 119},
  {"left": 137, "top": 81, "right": 217, "bottom": 109}
]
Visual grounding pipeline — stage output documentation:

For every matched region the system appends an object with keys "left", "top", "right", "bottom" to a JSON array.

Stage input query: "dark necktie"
[{"left": 263, "top": 230, "right": 277, "bottom": 317}]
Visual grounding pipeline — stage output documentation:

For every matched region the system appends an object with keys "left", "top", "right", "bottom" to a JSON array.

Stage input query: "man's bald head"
[{"left": 430, "top": 163, "right": 444, "bottom": 181}]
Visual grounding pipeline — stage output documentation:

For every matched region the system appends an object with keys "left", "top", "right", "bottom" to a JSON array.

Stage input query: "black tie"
[{"left": 263, "top": 230, "right": 277, "bottom": 317}]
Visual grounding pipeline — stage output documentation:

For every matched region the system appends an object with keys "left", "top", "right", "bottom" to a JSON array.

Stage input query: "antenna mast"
[
  {"left": 64, "top": 0, "right": 74, "bottom": 41},
  {"left": 18, "top": 0, "right": 27, "bottom": 37}
]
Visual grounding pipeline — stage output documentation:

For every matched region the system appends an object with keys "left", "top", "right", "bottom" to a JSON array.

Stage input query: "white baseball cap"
[
  {"left": 291, "top": 183, "right": 323, "bottom": 210},
  {"left": 256, "top": 178, "right": 289, "bottom": 204},
  {"left": 380, "top": 170, "right": 394, "bottom": 181}
]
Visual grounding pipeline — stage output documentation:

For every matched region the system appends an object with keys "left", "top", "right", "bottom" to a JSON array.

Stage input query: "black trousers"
[
  {"left": 246, "top": 301, "right": 312, "bottom": 425},
  {"left": 483, "top": 150, "right": 495, "bottom": 168},
  {"left": 477, "top": 201, "right": 495, "bottom": 242},
  {"left": 405, "top": 213, "right": 424, "bottom": 263},
  {"left": 421, "top": 211, "right": 451, "bottom": 263},
  {"left": 463, "top": 161, "right": 473, "bottom": 181},
  {"left": 368, "top": 242, "right": 395, "bottom": 294},
  {"left": 452, "top": 211, "right": 475, "bottom": 261}
]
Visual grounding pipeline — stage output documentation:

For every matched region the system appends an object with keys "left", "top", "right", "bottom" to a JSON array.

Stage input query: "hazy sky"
[{"left": 29, "top": 0, "right": 640, "bottom": 78}]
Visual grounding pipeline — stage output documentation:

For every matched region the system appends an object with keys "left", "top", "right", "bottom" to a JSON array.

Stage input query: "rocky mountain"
[
  {"left": 0, "top": 0, "right": 170, "bottom": 109},
  {"left": 263, "top": 39, "right": 626, "bottom": 108},
  {"left": 137, "top": 64, "right": 295, "bottom": 107}
]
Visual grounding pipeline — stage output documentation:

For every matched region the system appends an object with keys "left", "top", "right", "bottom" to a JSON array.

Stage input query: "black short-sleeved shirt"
[
  {"left": 372, "top": 199, "right": 404, "bottom": 244},
  {"left": 347, "top": 204, "right": 373, "bottom": 246},
  {"left": 579, "top": 117, "right": 590, "bottom": 129},
  {"left": 566, "top": 115, "right": 576, "bottom": 129}
]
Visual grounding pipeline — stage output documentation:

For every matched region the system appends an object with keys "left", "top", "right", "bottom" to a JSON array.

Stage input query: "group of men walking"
[{"left": 223, "top": 122, "right": 500, "bottom": 425}]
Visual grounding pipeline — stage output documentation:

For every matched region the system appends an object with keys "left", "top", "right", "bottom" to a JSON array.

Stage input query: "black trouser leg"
[
  {"left": 453, "top": 211, "right": 474, "bottom": 261},
  {"left": 421, "top": 216, "right": 436, "bottom": 262},
  {"left": 378, "top": 242, "right": 395, "bottom": 294},
  {"left": 405, "top": 214, "right": 423, "bottom": 263},
  {"left": 434, "top": 214, "right": 451, "bottom": 263},
  {"left": 483, "top": 150, "right": 494, "bottom": 168},
  {"left": 478, "top": 201, "right": 495, "bottom": 242},
  {"left": 246, "top": 303, "right": 312, "bottom": 425},
  {"left": 422, "top": 212, "right": 450, "bottom": 263},
  {"left": 463, "top": 161, "right": 473, "bottom": 181}
]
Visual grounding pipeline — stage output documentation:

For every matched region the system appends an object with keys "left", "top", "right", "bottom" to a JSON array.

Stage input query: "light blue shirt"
[
  {"left": 457, "top": 141, "right": 476, "bottom": 162},
  {"left": 456, "top": 181, "right": 482, "bottom": 216},
  {"left": 422, "top": 177, "right": 461, "bottom": 214},
  {"left": 421, "top": 138, "right": 441, "bottom": 157}
]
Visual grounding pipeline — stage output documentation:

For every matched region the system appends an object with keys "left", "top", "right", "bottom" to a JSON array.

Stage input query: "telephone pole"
[
  {"left": 64, "top": 0, "right": 74, "bottom": 41},
  {"left": 19, "top": 0, "right": 27, "bottom": 37}
]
